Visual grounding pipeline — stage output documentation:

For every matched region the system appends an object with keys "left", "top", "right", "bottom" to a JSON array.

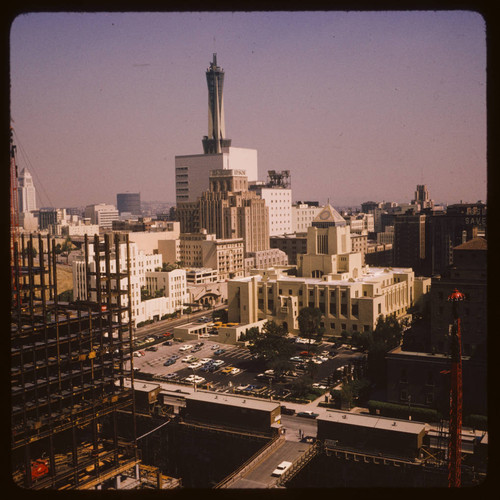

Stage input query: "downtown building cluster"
[{"left": 11, "top": 53, "right": 487, "bottom": 489}]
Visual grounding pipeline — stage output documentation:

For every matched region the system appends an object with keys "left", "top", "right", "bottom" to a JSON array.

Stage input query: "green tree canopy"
[{"left": 248, "top": 321, "right": 295, "bottom": 377}]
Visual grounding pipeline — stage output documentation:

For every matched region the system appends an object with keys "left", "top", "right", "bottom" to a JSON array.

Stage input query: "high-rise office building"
[
  {"left": 198, "top": 169, "right": 269, "bottom": 254},
  {"left": 84, "top": 203, "right": 119, "bottom": 229},
  {"left": 413, "top": 184, "right": 434, "bottom": 210},
  {"left": 18, "top": 168, "right": 37, "bottom": 213},
  {"left": 249, "top": 171, "right": 292, "bottom": 237},
  {"left": 175, "top": 55, "right": 258, "bottom": 204},
  {"left": 117, "top": 192, "right": 141, "bottom": 215}
]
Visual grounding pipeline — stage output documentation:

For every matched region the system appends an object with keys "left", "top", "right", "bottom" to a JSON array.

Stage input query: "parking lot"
[{"left": 127, "top": 337, "right": 366, "bottom": 399}]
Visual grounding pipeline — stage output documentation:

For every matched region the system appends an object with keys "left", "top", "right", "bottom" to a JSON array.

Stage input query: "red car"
[{"left": 300, "top": 351, "right": 314, "bottom": 357}]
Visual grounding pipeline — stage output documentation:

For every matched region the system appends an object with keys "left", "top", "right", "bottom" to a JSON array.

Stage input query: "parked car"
[
  {"left": 139, "top": 351, "right": 146, "bottom": 356},
  {"left": 221, "top": 366, "right": 235, "bottom": 374},
  {"left": 162, "top": 340, "right": 173, "bottom": 346},
  {"left": 179, "top": 345, "right": 191, "bottom": 351},
  {"left": 163, "top": 373, "right": 177, "bottom": 380},
  {"left": 170, "top": 354, "right": 180, "bottom": 360},
  {"left": 299, "top": 351, "right": 314, "bottom": 357},
  {"left": 189, "top": 362, "right": 204, "bottom": 370},
  {"left": 214, "top": 349, "right": 225, "bottom": 355},
  {"left": 211, "top": 344, "right": 220, "bottom": 350},
  {"left": 229, "top": 368, "right": 241, "bottom": 375},
  {"left": 185, "top": 375, "right": 206, "bottom": 384},
  {"left": 195, "top": 342, "right": 205, "bottom": 348},
  {"left": 191, "top": 347, "right": 202, "bottom": 353},
  {"left": 272, "top": 461, "right": 292, "bottom": 477},
  {"left": 296, "top": 411, "right": 319, "bottom": 419},
  {"left": 181, "top": 355, "right": 195, "bottom": 363},
  {"left": 163, "top": 359, "right": 175, "bottom": 366},
  {"left": 146, "top": 346, "right": 158, "bottom": 352}
]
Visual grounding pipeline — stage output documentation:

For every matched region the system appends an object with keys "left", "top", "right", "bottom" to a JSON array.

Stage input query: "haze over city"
[{"left": 10, "top": 10, "right": 487, "bottom": 208}]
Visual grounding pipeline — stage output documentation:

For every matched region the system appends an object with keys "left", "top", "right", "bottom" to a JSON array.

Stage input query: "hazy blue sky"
[{"left": 10, "top": 10, "right": 487, "bottom": 208}]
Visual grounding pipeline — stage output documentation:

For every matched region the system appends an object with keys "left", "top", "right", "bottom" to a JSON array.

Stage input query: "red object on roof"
[{"left": 448, "top": 289, "right": 466, "bottom": 302}]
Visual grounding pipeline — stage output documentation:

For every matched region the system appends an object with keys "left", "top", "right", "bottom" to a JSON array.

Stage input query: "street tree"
[
  {"left": 297, "top": 306, "right": 324, "bottom": 353},
  {"left": 248, "top": 320, "right": 295, "bottom": 377}
]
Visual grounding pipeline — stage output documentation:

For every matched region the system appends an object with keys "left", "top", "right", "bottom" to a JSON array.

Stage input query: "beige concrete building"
[
  {"left": 177, "top": 169, "right": 270, "bottom": 256},
  {"left": 228, "top": 204, "right": 420, "bottom": 336},
  {"left": 161, "top": 231, "right": 245, "bottom": 281},
  {"left": 145, "top": 268, "right": 188, "bottom": 311}
]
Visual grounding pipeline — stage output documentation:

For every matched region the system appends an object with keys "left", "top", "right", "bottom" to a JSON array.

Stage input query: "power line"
[{"left": 12, "top": 129, "right": 54, "bottom": 208}]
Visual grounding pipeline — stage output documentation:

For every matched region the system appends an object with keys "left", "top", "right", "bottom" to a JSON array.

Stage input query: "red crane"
[{"left": 447, "top": 288, "right": 465, "bottom": 487}]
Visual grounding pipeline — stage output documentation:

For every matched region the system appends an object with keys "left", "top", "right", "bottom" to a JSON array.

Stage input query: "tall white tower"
[{"left": 18, "top": 168, "right": 37, "bottom": 213}]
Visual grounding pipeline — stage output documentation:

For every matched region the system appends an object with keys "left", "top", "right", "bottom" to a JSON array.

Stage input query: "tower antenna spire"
[{"left": 202, "top": 54, "right": 231, "bottom": 154}]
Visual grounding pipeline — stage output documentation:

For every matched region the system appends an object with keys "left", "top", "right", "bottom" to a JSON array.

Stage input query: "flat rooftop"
[
  {"left": 185, "top": 390, "right": 280, "bottom": 412},
  {"left": 318, "top": 409, "right": 426, "bottom": 435}
]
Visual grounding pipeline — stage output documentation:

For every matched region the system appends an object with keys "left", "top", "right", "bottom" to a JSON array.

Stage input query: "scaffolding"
[{"left": 11, "top": 232, "right": 139, "bottom": 489}]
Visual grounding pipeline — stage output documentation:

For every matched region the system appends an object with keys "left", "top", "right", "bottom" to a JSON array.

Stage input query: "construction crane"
[{"left": 447, "top": 288, "right": 465, "bottom": 487}]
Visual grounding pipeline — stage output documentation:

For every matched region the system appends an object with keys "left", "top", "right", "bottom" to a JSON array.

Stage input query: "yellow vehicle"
[{"left": 221, "top": 366, "right": 234, "bottom": 374}]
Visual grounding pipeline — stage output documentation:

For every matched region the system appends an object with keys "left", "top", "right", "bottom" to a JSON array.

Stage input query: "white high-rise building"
[
  {"left": 175, "top": 147, "right": 258, "bottom": 203},
  {"left": 84, "top": 203, "right": 119, "bottom": 229},
  {"left": 249, "top": 170, "right": 292, "bottom": 237},
  {"left": 291, "top": 202, "right": 322, "bottom": 233},
  {"left": 18, "top": 168, "right": 37, "bottom": 213}
]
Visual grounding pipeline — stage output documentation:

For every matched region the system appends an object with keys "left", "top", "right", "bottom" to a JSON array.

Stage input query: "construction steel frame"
[{"left": 11, "top": 232, "right": 139, "bottom": 489}]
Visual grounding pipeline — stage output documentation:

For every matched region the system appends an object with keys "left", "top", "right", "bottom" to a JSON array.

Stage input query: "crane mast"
[{"left": 447, "top": 288, "right": 465, "bottom": 487}]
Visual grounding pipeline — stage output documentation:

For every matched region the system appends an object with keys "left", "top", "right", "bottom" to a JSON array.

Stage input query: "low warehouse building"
[
  {"left": 182, "top": 392, "right": 281, "bottom": 436},
  {"left": 317, "top": 410, "right": 426, "bottom": 459}
]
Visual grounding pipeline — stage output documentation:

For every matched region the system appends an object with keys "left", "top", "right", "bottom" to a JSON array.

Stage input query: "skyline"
[{"left": 10, "top": 11, "right": 487, "bottom": 209}]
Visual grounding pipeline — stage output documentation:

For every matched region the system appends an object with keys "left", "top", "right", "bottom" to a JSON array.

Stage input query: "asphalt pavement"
[{"left": 129, "top": 336, "right": 365, "bottom": 408}]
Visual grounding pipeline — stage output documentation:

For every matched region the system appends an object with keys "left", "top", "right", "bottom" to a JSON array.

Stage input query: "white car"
[
  {"left": 181, "top": 355, "right": 195, "bottom": 363},
  {"left": 272, "top": 461, "right": 292, "bottom": 477},
  {"left": 230, "top": 368, "right": 241, "bottom": 375},
  {"left": 211, "top": 344, "right": 220, "bottom": 350},
  {"left": 211, "top": 360, "right": 224, "bottom": 367},
  {"left": 189, "top": 362, "right": 204, "bottom": 369},
  {"left": 185, "top": 375, "right": 206, "bottom": 384},
  {"left": 179, "top": 345, "right": 191, "bottom": 352},
  {"left": 200, "top": 358, "right": 212, "bottom": 364}
]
